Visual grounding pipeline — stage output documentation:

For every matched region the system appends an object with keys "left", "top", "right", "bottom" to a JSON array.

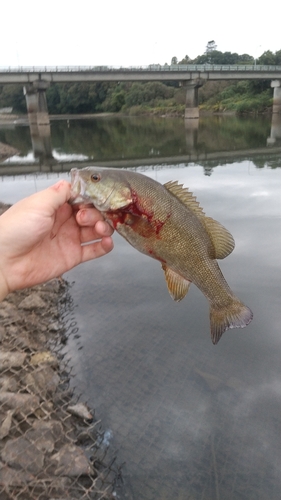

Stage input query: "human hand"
[{"left": 0, "top": 180, "right": 114, "bottom": 300}]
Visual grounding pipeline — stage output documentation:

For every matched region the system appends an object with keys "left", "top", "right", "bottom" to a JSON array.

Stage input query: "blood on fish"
[{"left": 105, "top": 195, "right": 169, "bottom": 238}]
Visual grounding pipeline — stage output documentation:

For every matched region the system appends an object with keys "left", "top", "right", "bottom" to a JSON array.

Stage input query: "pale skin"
[{"left": 0, "top": 180, "right": 114, "bottom": 302}]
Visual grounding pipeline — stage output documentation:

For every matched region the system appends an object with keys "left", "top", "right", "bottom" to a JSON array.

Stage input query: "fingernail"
[{"left": 79, "top": 209, "right": 89, "bottom": 223}]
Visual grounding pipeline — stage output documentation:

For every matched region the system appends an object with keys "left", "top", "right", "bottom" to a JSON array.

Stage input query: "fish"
[{"left": 69, "top": 167, "right": 253, "bottom": 344}]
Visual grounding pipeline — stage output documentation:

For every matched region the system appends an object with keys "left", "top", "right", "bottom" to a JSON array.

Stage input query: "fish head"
[{"left": 69, "top": 167, "right": 133, "bottom": 211}]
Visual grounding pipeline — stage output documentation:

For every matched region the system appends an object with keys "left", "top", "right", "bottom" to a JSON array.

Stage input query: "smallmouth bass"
[{"left": 70, "top": 167, "right": 253, "bottom": 344}]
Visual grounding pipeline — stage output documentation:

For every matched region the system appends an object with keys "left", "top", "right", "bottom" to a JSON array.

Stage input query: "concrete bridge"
[{"left": 0, "top": 64, "right": 281, "bottom": 123}]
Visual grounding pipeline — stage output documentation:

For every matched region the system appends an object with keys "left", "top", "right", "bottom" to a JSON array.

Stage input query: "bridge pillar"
[
  {"left": 271, "top": 80, "right": 281, "bottom": 114},
  {"left": 23, "top": 81, "right": 53, "bottom": 160},
  {"left": 23, "top": 81, "right": 50, "bottom": 125},
  {"left": 184, "top": 80, "right": 203, "bottom": 119},
  {"left": 267, "top": 113, "right": 281, "bottom": 145}
]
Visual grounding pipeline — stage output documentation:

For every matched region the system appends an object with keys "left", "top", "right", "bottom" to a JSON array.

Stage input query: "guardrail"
[{"left": 1, "top": 64, "right": 281, "bottom": 73}]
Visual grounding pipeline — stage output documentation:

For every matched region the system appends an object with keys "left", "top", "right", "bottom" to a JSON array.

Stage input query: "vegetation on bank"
[{"left": 0, "top": 46, "right": 280, "bottom": 116}]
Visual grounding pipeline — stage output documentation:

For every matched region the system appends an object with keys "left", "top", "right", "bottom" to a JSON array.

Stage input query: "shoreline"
[{"left": 0, "top": 210, "right": 120, "bottom": 499}]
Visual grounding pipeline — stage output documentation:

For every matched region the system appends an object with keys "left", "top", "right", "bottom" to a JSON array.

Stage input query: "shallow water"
[{"left": 1, "top": 115, "right": 281, "bottom": 499}]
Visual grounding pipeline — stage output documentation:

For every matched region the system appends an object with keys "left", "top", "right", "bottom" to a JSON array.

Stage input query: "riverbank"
[
  {"left": 0, "top": 142, "right": 19, "bottom": 161},
  {"left": 0, "top": 209, "right": 120, "bottom": 499},
  {"left": 0, "top": 112, "right": 114, "bottom": 126}
]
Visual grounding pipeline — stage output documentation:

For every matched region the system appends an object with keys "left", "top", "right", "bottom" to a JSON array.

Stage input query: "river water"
[{"left": 1, "top": 115, "right": 281, "bottom": 499}]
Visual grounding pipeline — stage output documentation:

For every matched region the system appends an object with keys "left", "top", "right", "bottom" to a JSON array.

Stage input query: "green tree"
[
  {"left": 178, "top": 55, "right": 191, "bottom": 64},
  {"left": 124, "top": 82, "right": 174, "bottom": 107},
  {"left": 257, "top": 50, "right": 276, "bottom": 65},
  {"left": 238, "top": 54, "right": 254, "bottom": 64},
  {"left": 275, "top": 50, "right": 281, "bottom": 64},
  {"left": 0, "top": 85, "right": 26, "bottom": 113},
  {"left": 192, "top": 54, "right": 209, "bottom": 64}
]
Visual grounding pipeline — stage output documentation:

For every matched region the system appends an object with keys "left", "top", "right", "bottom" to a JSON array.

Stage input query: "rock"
[
  {"left": 41, "top": 279, "right": 62, "bottom": 293},
  {"left": 0, "top": 461, "right": 34, "bottom": 486},
  {"left": 30, "top": 350, "right": 58, "bottom": 367},
  {"left": 0, "top": 325, "right": 5, "bottom": 342},
  {"left": 0, "top": 302, "right": 21, "bottom": 322},
  {"left": 0, "top": 351, "right": 27, "bottom": 371},
  {"left": 25, "top": 426, "right": 55, "bottom": 453},
  {"left": 24, "top": 366, "right": 60, "bottom": 396},
  {"left": 51, "top": 444, "right": 92, "bottom": 477},
  {"left": 1, "top": 436, "right": 45, "bottom": 474},
  {"left": 24, "top": 419, "right": 63, "bottom": 451},
  {"left": 0, "top": 410, "right": 14, "bottom": 439},
  {"left": 5, "top": 324, "right": 19, "bottom": 337},
  {"left": 34, "top": 400, "right": 54, "bottom": 418},
  {"left": 32, "top": 419, "right": 63, "bottom": 441},
  {"left": 18, "top": 293, "right": 46, "bottom": 310},
  {"left": 48, "top": 321, "right": 61, "bottom": 332},
  {"left": 47, "top": 477, "right": 72, "bottom": 495},
  {"left": 0, "top": 376, "right": 18, "bottom": 392},
  {"left": 0, "top": 392, "right": 40, "bottom": 416},
  {"left": 11, "top": 330, "right": 36, "bottom": 350},
  {"left": 67, "top": 402, "right": 93, "bottom": 420}
]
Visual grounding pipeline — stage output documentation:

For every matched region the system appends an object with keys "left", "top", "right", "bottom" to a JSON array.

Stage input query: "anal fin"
[{"left": 162, "top": 264, "right": 191, "bottom": 302}]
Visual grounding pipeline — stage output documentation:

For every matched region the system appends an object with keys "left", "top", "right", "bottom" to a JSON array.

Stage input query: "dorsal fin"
[
  {"left": 164, "top": 180, "right": 235, "bottom": 260},
  {"left": 164, "top": 181, "right": 205, "bottom": 218},
  {"left": 203, "top": 217, "right": 235, "bottom": 259}
]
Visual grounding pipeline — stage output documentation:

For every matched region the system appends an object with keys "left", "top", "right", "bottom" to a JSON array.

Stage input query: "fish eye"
[{"left": 91, "top": 173, "right": 101, "bottom": 182}]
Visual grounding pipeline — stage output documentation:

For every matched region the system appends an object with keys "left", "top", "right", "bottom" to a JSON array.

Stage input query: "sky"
[{"left": 1, "top": 0, "right": 280, "bottom": 68}]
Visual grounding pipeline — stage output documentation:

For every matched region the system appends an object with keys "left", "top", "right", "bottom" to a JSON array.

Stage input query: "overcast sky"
[{"left": 1, "top": 0, "right": 280, "bottom": 68}]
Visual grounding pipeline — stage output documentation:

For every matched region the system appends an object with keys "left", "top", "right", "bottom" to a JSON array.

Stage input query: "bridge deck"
[{"left": 1, "top": 65, "right": 281, "bottom": 83}]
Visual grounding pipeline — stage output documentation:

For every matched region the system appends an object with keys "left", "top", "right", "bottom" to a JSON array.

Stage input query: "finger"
[
  {"left": 95, "top": 220, "right": 114, "bottom": 237},
  {"left": 79, "top": 226, "right": 102, "bottom": 243},
  {"left": 29, "top": 180, "right": 71, "bottom": 216},
  {"left": 80, "top": 237, "right": 114, "bottom": 262},
  {"left": 76, "top": 208, "right": 104, "bottom": 226},
  {"left": 79, "top": 222, "right": 114, "bottom": 243},
  {"left": 76, "top": 208, "right": 114, "bottom": 237}
]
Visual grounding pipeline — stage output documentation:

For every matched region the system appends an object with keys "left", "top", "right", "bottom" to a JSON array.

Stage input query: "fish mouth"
[{"left": 69, "top": 169, "right": 93, "bottom": 205}]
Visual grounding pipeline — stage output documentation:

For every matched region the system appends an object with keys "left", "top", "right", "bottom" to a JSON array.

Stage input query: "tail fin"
[{"left": 210, "top": 299, "right": 253, "bottom": 345}]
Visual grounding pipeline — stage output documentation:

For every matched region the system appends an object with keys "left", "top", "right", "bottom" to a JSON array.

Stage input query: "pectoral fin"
[{"left": 162, "top": 265, "right": 191, "bottom": 302}]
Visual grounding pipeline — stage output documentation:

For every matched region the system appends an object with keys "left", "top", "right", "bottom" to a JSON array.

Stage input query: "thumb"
[{"left": 37, "top": 180, "right": 72, "bottom": 213}]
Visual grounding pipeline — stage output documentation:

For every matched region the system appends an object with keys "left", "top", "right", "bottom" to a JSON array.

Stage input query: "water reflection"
[
  {"left": 29, "top": 123, "right": 53, "bottom": 161},
  {"left": 1, "top": 115, "right": 281, "bottom": 174}
]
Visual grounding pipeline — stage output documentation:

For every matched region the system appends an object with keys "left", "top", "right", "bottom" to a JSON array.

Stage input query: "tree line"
[
  {"left": 171, "top": 44, "right": 281, "bottom": 66},
  {"left": 0, "top": 45, "right": 280, "bottom": 115}
]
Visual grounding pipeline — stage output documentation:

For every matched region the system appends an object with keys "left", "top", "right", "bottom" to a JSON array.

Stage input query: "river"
[{"left": 1, "top": 114, "right": 281, "bottom": 499}]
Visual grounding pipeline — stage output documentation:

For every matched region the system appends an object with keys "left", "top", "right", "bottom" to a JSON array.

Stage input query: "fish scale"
[{"left": 70, "top": 167, "right": 253, "bottom": 344}]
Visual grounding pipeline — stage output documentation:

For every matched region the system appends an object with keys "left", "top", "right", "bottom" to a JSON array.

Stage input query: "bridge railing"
[{"left": 1, "top": 64, "right": 281, "bottom": 73}]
